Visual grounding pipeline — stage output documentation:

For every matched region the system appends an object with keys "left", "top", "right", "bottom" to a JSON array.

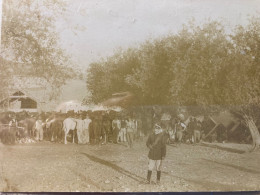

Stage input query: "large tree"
[
  {"left": 227, "top": 16, "right": 260, "bottom": 150},
  {"left": 125, "top": 39, "right": 173, "bottom": 105},
  {"left": 86, "top": 17, "right": 260, "bottom": 150},
  {"left": 1, "top": 0, "right": 76, "bottom": 100},
  {"left": 168, "top": 19, "right": 260, "bottom": 150},
  {"left": 86, "top": 48, "right": 141, "bottom": 104}
]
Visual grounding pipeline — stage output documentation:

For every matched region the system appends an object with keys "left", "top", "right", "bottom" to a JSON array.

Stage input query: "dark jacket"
[{"left": 146, "top": 132, "right": 167, "bottom": 160}]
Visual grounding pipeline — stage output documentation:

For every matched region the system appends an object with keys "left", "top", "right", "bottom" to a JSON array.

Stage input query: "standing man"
[
  {"left": 9, "top": 114, "right": 18, "bottom": 127},
  {"left": 35, "top": 116, "right": 44, "bottom": 141},
  {"left": 120, "top": 117, "right": 127, "bottom": 142},
  {"left": 193, "top": 119, "right": 201, "bottom": 144},
  {"left": 126, "top": 116, "right": 135, "bottom": 148},
  {"left": 175, "top": 120, "right": 183, "bottom": 144},
  {"left": 83, "top": 114, "right": 92, "bottom": 144},
  {"left": 8, "top": 114, "right": 18, "bottom": 144},
  {"left": 102, "top": 114, "right": 111, "bottom": 144},
  {"left": 112, "top": 115, "right": 121, "bottom": 143},
  {"left": 92, "top": 116, "right": 102, "bottom": 145},
  {"left": 145, "top": 123, "right": 167, "bottom": 184},
  {"left": 187, "top": 117, "right": 195, "bottom": 143},
  {"left": 89, "top": 118, "right": 94, "bottom": 144},
  {"left": 136, "top": 118, "right": 143, "bottom": 141}
]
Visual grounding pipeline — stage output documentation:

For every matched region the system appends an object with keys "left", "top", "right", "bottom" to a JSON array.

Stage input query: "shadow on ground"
[
  {"left": 202, "top": 158, "right": 260, "bottom": 174},
  {"left": 162, "top": 171, "right": 251, "bottom": 191},
  {"left": 81, "top": 153, "right": 144, "bottom": 183},
  {"left": 68, "top": 167, "right": 105, "bottom": 191},
  {"left": 201, "top": 142, "right": 246, "bottom": 154}
]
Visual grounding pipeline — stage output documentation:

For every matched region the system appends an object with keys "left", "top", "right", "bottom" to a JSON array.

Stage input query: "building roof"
[
  {"left": 7, "top": 88, "right": 44, "bottom": 103},
  {"left": 3, "top": 75, "right": 89, "bottom": 111}
]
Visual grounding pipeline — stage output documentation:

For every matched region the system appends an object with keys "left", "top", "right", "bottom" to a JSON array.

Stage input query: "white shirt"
[
  {"left": 112, "top": 119, "right": 121, "bottom": 129},
  {"left": 35, "top": 120, "right": 43, "bottom": 130}
]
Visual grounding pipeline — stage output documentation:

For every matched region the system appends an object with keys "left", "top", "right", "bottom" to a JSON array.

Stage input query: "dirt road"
[{"left": 0, "top": 141, "right": 259, "bottom": 192}]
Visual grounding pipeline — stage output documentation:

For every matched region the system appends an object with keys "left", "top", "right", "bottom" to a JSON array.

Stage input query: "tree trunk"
[{"left": 244, "top": 115, "right": 260, "bottom": 151}]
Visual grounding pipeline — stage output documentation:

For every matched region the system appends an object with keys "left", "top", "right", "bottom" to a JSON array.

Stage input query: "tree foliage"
[
  {"left": 87, "top": 17, "right": 260, "bottom": 106},
  {"left": 1, "top": 0, "right": 76, "bottom": 100},
  {"left": 86, "top": 17, "right": 260, "bottom": 149},
  {"left": 87, "top": 18, "right": 259, "bottom": 107}
]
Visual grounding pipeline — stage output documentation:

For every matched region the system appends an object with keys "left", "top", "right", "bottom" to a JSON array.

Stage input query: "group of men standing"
[
  {"left": 186, "top": 117, "right": 202, "bottom": 143},
  {"left": 9, "top": 115, "right": 46, "bottom": 142},
  {"left": 2, "top": 111, "right": 206, "bottom": 185},
  {"left": 166, "top": 117, "right": 203, "bottom": 145},
  {"left": 115, "top": 116, "right": 144, "bottom": 147},
  {"left": 89, "top": 114, "right": 143, "bottom": 148}
]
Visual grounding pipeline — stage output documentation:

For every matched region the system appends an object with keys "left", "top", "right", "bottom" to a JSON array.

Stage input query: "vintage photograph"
[{"left": 0, "top": 0, "right": 260, "bottom": 192}]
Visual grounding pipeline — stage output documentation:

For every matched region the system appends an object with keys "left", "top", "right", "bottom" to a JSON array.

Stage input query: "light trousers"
[{"left": 148, "top": 159, "right": 162, "bottom": 171}]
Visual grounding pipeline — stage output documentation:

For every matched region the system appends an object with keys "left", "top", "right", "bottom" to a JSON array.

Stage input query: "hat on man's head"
[
  {"left": 154, "top": 123, "right": 163, "bottom": 134},
  {"left": 155, "top": 123, "right": 161, "bottom": 129}
]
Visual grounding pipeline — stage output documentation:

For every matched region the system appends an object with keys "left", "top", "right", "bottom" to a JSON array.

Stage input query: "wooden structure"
[{"left": 0, "top": 90, "right": 38, "bottom": 112}]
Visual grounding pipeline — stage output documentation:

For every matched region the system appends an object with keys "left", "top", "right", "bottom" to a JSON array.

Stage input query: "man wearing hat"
[
  {"left": 35, "top": 116, "right": 44, "bottom": 141},
  {"left": 9, "top": 114, "right": 18, "bottom": 128},
  {"left": 8, "top": 114, "right": 18, "bottom": 144},
  {"left": 145, "top": 123, "right": 167, "bottom": 184}
]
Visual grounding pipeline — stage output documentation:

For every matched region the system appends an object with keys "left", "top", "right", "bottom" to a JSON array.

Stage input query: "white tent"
[{"left": 56, "top": 100, "right": 82, "bottom": 113}]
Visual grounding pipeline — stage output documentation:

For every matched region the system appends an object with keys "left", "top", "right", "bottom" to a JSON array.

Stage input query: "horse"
[
  {"left": 63, "top": 118, "right": 77, "bottom": 144},
  {"left": 18, "top": 117, "right": 36, "bottom": 138},
  {"left": 91, "top": 118, "right": 103, "bottom": 145},
  {"left": 50, "top": 119, "right": 63, "bottom": 143},
  {"left": 45, "top": 117, "right": 55, "bottom": 140}
]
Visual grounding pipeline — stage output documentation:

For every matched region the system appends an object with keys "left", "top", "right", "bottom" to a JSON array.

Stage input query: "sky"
[
  {"left": 0, "top": 0, "right": 259, "bottom": 105},
  {"left": 1, "top": 0, "right": 260, "bottom": 70},
  {"left": 58, "top": 0, "right": 260, "bottom": 71}
]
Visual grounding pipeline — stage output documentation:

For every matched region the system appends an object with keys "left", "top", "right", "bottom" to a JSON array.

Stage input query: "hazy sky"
[
  {"left": 0, "top": 0, "right": 259, "bottom": 103},
  {"left": 1, "top": 0, "right": 259, "bottom": 70},
  {"left": 58, "top": 0, "right": 260, "bottom": 71}
]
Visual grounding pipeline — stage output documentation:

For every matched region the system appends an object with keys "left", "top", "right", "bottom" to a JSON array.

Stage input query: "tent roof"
[{"left": 101, "top": 92, "right": 135, "bottom": 108}]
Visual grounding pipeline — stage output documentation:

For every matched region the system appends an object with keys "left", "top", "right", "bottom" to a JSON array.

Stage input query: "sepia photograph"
[{"left": 0, "top": 0, "right": 260, "bottom": 192}]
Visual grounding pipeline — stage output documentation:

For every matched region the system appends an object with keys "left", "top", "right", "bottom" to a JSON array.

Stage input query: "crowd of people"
[
  {"left": 165, "top": 117, "right": 204, "bottom": 145},
  {"left": 0, "top": 110, "right": 244, "bottom": 185},
  {"left": 0, "top": 111, "right": 145, "bottom": 146},
  {"left": 89, "top": 113, "right": 144, "bottom": 147},
  {"left": 0, "top": 109, "right": 227, "bottom": 146}
]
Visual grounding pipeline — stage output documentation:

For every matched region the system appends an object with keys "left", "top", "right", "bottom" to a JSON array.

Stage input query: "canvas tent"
[{"left": 101, "top": 92, "right": 135, "bottom": 108}]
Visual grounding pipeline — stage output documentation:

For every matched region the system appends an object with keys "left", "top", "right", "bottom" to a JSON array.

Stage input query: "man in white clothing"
[{"left": 35, "top": 116, "right": 44, "bottom": 141}]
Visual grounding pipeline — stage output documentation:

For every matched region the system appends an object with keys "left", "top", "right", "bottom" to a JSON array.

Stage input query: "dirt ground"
[{"left": 0, "top": 139, "right": 260, "bottom": 192}]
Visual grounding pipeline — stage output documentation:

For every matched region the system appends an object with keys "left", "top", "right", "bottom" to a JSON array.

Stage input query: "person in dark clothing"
[
  {"left": 193, "top": 119, "right": 201, "bottom": 144},
  {"left": 5, "top": 115, "right": 17, "bottom": 144},
  {"left": 92, "top": 117, "right": 102, "bottom": 145},
  {"left": 89, "top": 121, "right": 94, "bottom": 144},
  {"left": 112, "top": 115, "right": 121, "bottom": 143},
  {"left": 102, "top": 116, "right": 111, "bottom": 144},
  {"left": 145, "top": 123, "right": 167, "bottom": 184},
  {"left": 186, "top": 117, "right": 195, "bottom": 143}
]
